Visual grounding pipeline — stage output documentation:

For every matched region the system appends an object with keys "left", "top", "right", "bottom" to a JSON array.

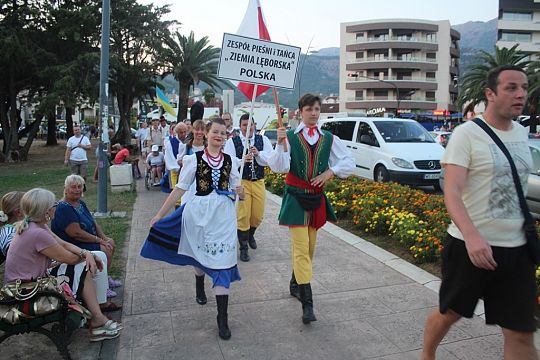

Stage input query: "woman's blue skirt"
[{"left": 140, "top": 205, "right": 241, "bottom": 288}]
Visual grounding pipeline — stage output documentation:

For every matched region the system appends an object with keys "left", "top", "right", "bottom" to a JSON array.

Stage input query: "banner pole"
[
  {"left": 236, "top": 84, "right": 258, "bottom": 208},
  {"left": 272, "top": 87, "right": 288, "bottom": 152}
]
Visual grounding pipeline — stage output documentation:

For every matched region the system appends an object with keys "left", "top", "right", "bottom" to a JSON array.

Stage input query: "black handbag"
[{"left": 472, "top": 118, "right": 540, "bottom": 264}]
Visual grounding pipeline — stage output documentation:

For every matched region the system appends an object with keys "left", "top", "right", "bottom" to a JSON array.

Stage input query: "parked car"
[
  {"left": 320, "top": 117, "right": 445, "bottom": 190},
  {"left": 439, "top": 138, "right": 540, "bottom": 218},
  {"left": 429, "top": 131, "right": 452, "bottom": 147},
  {"left": 260, "top": 128, "right": 277, "bottom": 147}
]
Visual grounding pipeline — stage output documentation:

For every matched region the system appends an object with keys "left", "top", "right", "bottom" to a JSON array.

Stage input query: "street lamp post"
[
  {"left": 349, "top": 73, "right": 401, "bottom": 116},
  {"left": 96, "top": 0, "right": 111, "bottom": 215}
]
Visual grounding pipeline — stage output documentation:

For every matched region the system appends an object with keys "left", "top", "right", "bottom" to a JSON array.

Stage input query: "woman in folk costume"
[
  {"left": 140, "top": 119, "right": 244, "bottom": 340},
  {"left": 269, "top": 93, "right": 355, "bottom": 324}
]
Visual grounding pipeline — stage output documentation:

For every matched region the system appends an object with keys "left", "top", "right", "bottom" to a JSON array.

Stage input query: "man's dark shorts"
[{"left": 439, "top": 234, "right": 537, "bottom": 332}]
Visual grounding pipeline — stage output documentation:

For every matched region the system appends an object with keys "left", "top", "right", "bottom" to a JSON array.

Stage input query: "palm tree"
[
  {"left": 458, "top": 44, "right": 529, "bottom": 114},
  {"left": 162, "top": 31, "right": 224, "bottom": 121}
]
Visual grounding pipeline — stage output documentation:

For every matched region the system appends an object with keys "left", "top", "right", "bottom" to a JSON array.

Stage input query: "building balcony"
[
  {"left": 346, "top": 59, "right": 438, "bottom": 72},
  {"left": 345, "top": 97, "right": 437, "bottom": 110},
  {"left": 498, "top": 19, "right": 540, "bottom": 32},
  {"left": 346, "top": 77, "right": 438, "bottom": 91},
  {"left": 351, "top": 56, "right": 437, "bottom": 63},
  {"left": 496, "top": 40, "right": 539, "bottom": 54},
  {"left": 450, "top": 47, "right": 460, "bottom": 57},
  {"left": 356, "top": 36, "right": 438, "bottom": 44},
  {"left": 347, "top": 37, "right": 439, "bottom": 52}
]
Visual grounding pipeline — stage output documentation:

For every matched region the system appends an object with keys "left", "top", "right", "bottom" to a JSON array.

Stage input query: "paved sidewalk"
[{"left": 117, "top": 182, "right": 505, "bottom": 360}]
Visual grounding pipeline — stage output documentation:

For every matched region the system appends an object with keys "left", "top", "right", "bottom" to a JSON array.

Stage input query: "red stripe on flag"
[{"left": 257, "top": 6, "right": 271, "bottom": 41}]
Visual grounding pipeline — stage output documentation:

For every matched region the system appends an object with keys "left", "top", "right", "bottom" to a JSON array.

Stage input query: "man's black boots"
[
  {"left": 299, "top": 283, "right": 317, "bottom": 324},
  {"left": 238, "top": 230, "right": 250, "bottom": 262},
  {"left": 289, "top": 272, "right": 300, "bottom": 301},
  {"left": 248, "top": 227, "right": 258, "bottom": 249},
  {"left": 216, "top": 295, "right": 231, "bottom": 340},
  {"left": 195, "top": 275, "right": 207, "bottom": 305}
]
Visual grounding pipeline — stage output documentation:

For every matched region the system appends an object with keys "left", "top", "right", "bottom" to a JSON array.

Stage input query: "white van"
[{"left": 320, "top": 117, "right": 445, "bottom": 190}]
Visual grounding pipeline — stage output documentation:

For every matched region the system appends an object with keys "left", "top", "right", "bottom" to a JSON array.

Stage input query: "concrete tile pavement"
[{"left": 117, "top": 182, "right": 505, "bottom": 360}]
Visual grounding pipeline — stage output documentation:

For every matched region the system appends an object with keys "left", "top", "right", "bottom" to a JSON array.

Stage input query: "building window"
[
  {"left": 426, "top": 33, "right": 437, "bottom": 42},
  {"left": 501, "top": 12, "right": 533, "bottom": 21},
  {"left": 398, "top": 52, "right": 413, "bottom": 60},
  {"left": 426, "top": 53, "right": 436, "bottom": 60},
  {"left": 355, "top": 90, "right": 363, "bottom": 100},
  {"left": 374, "top": 90, "right": 388, "bottom": 98},
  {"left": 373, "top": 52, "right": 387, "bottom": 60},
  {"left": 356, "top": 32, "right": 365, "bottom": 40},
  {"left": 426, "top": 92, "right": 436, "bottom": 101},
  {"left": 396, "top": 72, "right": 412, "bottom": 80},
  {"left": 426, "top": 72, "right": 436, "bottom": 79},
  {"left": 356, "top": 52, "right": 364, "bottom": 59},
  {"left": 499, "top": 32, "right": 532, "bottom": 42}
]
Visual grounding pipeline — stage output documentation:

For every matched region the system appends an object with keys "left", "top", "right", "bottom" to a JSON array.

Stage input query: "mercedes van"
[{"left": 320, "top": 117, "right": 445, "bottom": 190}]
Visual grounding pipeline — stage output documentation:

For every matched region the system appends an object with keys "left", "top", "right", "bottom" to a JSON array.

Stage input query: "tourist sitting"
[
  {"left": 4, "top": 188, "right": 122, "bottom": 341},
  {"left": 51, "top": 175, "right": 122, "bottom": 298},
  {"left": 0, "top": 191, "right": 25, "bottom": 257},
  {"left": 112, "top": 143, "right": 141, "bottom": 179},
  {"left": 146, "top": 145, "right": 164, "bottom": 186}
]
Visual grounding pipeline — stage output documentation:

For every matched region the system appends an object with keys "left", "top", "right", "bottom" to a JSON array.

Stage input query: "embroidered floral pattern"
[{"left": 197, "top": 242, "right": 236, "bottom": 255}]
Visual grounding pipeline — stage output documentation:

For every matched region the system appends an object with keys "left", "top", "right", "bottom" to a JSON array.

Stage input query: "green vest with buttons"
[{"left": 278, "top": 129, "right": 337, "bottom": 226}]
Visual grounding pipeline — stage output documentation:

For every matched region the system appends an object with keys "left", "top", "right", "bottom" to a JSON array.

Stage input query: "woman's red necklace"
[{"left": 205, "top": 148, "right": 223, "bottom": 167}]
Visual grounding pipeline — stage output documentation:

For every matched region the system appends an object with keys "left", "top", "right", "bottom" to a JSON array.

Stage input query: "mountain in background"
[
  {"left": 452, "top": 18, "right": 497, "bottom": 74},
  {"left": 163, "top": 19, "right": 497, "bottom": 112}
]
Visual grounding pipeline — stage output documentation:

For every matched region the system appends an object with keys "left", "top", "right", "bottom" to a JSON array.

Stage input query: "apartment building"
[
  {"left": 340, "top": 19, "right": 460, "bottom": 116},
  {"left": 497, "top": 0, "right": 540, "bottom": 56}
]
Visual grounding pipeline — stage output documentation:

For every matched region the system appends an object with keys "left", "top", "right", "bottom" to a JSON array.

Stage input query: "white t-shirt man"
[
  {"left": 66, "top": 135, "right": 91, "bottom": 161},
  {"left": 442, "top": 116, "right": 532, "bottom": 248}
]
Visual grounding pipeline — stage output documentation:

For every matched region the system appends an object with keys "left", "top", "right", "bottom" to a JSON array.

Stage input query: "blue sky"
[{"left": 139, "top": 0, "right": 498, "bottom": 51}]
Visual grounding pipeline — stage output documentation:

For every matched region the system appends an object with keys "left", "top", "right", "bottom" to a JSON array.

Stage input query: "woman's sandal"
[
  {"left": 100, "top": 302, "right": 123, "bottom": 312},
  {"left": 90, "top": 320, "right": 123, "bottom": 342}
]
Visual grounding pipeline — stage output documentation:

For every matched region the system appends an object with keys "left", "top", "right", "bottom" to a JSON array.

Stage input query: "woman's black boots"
[
  {"left": 289, "top": 272, "right": 300, "bottom": 301},
  {"left": 237, "top": 230, "right": 250, "bottom": 262},
  {"left": 195, "top": 275, "right": 207, "bottom": 305},
  {"left": 299, "top": 283, "right": 317, "bottom": 324},
  {"left": 216, "top": 295, "right": 231, "bottom": 340}
]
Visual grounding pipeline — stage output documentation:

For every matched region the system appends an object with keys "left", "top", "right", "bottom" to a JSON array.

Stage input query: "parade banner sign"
[{"left": 218, "top": 33, "right": 301, "bottom": 90}]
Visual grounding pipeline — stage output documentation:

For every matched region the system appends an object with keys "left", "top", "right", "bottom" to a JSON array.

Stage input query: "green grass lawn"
[{"left": 0, "top": 140, "right": 136, "bottom": 278}]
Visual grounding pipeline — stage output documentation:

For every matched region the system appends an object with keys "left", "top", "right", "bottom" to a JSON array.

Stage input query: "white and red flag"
[{"left": 234, "top": 0, "right": 271, "bottom": 99}]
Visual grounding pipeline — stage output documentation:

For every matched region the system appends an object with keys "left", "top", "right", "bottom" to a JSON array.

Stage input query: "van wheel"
[{"left": 375, "top": 165, "right": 389, "bottom": 182}]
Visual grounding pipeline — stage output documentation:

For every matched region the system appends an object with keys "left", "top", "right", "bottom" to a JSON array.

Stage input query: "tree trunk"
[
  {"left": 178, "top": 80, "right": 190, "bottom": 121},
  {"left": 8, "top": 71, "right": 19, "bottom": 152},
  {"left": 46, "top": 111, "right": 57, "bottom": 146},
  {"left": 66, "top": 106, "right": 74, "bottom": 138},
  {"left": 0, "top": 93, "right": 9, "bottom": 155},
  {"left": 19, "top": 115, "right": 43, "bottom": 161},
  {"left": 114, "top": 91, "right": 134, "bottom": 146}
]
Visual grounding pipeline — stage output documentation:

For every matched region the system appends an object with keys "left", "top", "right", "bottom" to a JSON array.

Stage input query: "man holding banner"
[
  {"left": 224, "top": 114, "right": 274, "bottom": 262},
  {"left": 270, "top": 94, "right": 355, "bottom": 324}
]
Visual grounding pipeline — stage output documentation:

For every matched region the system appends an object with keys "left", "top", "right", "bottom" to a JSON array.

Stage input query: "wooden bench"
[{"left": 0, "top": 256, "right": 83, "bottom": 360}]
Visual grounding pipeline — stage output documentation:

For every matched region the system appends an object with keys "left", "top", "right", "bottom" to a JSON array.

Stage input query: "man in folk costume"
[
  {"left": 163, "top": 123, "right": 187, "bottom": 190},
  {"left": 269, "top": 94, "right": 355, "bottom": 324},
  {"left": 224, "top": 114, "right": 274, "bottom": 262}
]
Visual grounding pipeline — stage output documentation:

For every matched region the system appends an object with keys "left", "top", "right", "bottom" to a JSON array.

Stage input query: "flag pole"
[
  {"left": 236, "top": 83, "right": 258, "bottom": 208},
  {"left": 272, "top": 87, "right": 288, "bottom": 152}
]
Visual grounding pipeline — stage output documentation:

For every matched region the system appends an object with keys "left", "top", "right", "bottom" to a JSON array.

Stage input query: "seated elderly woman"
[
  {"left": 51, "top": 174, "right": 122, "bottom": 298},
  {"left": 4, "top": 188, "right": 122, "bottom": 341}
]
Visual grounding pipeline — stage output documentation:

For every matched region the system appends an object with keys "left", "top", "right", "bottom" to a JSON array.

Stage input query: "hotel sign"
[{"left": 367, "top": 107, "right": 386, "bottom": 116}]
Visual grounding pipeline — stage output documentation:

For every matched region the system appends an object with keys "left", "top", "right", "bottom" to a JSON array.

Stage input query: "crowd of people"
[
  {"left": 1, "top": 65, "right": 539, "bottom": 359},
  {"left": 0, "top": 175, "right": 124, "bottom": 342}
]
